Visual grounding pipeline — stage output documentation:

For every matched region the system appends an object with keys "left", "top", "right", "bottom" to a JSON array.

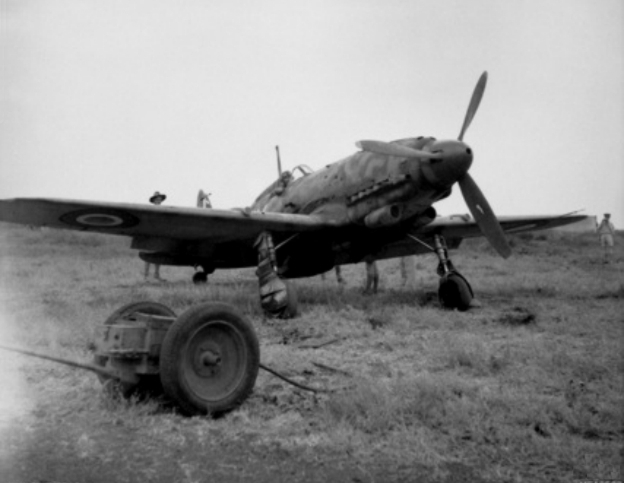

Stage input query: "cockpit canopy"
[
  {"left": 290, "top": 164, "right": 314, "bottom": 181},
  {"left": 251, "top": 164, "right": 315, "bottom": 210}
]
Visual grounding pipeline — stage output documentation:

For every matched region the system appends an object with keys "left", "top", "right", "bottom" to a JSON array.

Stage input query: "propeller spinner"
[{"left": 357, "top": 71, "right": 512, "bottom": 258}]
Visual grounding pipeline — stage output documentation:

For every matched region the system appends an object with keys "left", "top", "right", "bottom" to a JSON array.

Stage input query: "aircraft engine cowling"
[{"left": 364, "top": 204, "right": 403, "bottom": 229}]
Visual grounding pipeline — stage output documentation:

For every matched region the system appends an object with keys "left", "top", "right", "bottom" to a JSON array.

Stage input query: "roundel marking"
[
  {"left": 60, "top": 209, "right": 140, "bottom": 229},
  {"left": 76, "top": 214, "right": 124, "bottom": 226}
]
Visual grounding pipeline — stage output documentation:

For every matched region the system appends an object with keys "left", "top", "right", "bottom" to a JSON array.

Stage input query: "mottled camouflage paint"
[{"left": 252, "top": 136, "right": 450, "bottom": 229}]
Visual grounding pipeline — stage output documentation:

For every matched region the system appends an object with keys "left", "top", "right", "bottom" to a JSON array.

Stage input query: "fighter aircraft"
[{"left": 0, "top": 72, "right": 585, "bottom": 317}]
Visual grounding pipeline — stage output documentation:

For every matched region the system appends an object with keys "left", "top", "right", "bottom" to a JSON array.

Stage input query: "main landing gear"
[
  {"left": 255, "top": 232, "right": 298, "bottom": 319},
  {"left": 433, "top": 235, "right": 474, "bottom": 311},
  {"left": 409, "top": 233, "right": 474, "bottom": 311}
]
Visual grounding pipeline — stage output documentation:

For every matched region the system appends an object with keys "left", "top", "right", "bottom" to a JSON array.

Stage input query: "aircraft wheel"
[
  {"left": 94, "top": 301, "right": 176, "bottom": 399},
  {"left": 192, "top": 271, "right": 209, "bottom": 284},
  {"left": 264, "top": 281, "right": 299, "bottom": 319},
  {"left": 279, "top": 281, "right": 299, "bottom": 319},
  {"left": 159, "top": 302, "right": 260, "bottom": 416},
  {"left": 438, "top": 272, "right": 473, "bottom": 312}
]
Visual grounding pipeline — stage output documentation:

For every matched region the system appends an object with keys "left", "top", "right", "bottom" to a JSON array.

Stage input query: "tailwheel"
[
  {"left": 94, "top": 301, "right": 176, "bottom": 399},
  {"left": 192, "top": 271, "right": 208, "bottom": 284},
  {"left": 438, "top": 272, "right": 474, "bottom": 311},
  {"left": 159, "top": 302, "right": 260, "bottom": 416}
]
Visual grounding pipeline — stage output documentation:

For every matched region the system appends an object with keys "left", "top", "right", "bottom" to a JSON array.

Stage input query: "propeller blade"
[
  {"left": 458, "top": 71, "right": 488, "bottom": 141},
  {"left": 458, "top": 172, "right": 511, "bottom": 258},
  {"left": 356, "top": 140, "right": 443, "bottom": 159}
]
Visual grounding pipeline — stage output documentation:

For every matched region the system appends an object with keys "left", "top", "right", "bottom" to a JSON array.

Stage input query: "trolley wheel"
[
  {"left": 94, "top": 301, "right": 176, "bottom": 399},
  {"left": 159, "top": 302, "right": 260, "bottom": 416},
  {"left": 438, "top": 272, "right": 474, "bottom": 311}
]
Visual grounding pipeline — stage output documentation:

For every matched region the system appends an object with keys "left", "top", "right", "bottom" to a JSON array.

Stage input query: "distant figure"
[
  {"left": 364, "top": 256, "right": 379, "bottom": 294},
  {"left": 597, "top": 213, "right": 615, "bottom": 263},
  {"left": 335, "top": 265, "right": 345, "bottom": 284},
  {"left": 399, "top": 256, "right": 416, "bottom": 286},
  {"left": 197, "top": 190, "right": 212, "bottom": 208},
  {"left": 321, "top": 266, "right": 345, "bottom": 284},
  {"left": 144, "top": 191, "right": 166, "bottom": 281},
  {"left": 274, "top": 171, "right": 293, "bottom": 196},
  {"left": 150, "top": 191, "right": 166, "bottom": 205}
]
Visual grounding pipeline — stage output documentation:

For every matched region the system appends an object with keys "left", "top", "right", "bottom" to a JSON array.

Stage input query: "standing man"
[
  {"left": 597, "top": 213, "right": 615, "bottom": 263},
  {"left": 144, "top": 191, "right": 166, "bottom": 280},
  {"left": 399, "top": 256, "right": 416, "bottom": 286},
  {"left": 364, "top": 256, "right": 379, "bottom": 294},
  {"left": 197, "top": 190, "right": 212, "bottom": 208},
  {"left": 321, "top": 266, "right": 345, "bottom": 285}
]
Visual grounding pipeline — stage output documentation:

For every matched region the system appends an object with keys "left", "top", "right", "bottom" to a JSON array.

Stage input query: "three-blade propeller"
[
  {"left": 357, "top": 71, "right": 511, "bottom": 258},
  {"left": 454, "top": 72, "right": 511, "bottom": 258}
]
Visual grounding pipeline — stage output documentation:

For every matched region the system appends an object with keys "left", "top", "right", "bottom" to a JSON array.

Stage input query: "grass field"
[{"left": 0, "top": 223, "right": 622, "bottom": 482}]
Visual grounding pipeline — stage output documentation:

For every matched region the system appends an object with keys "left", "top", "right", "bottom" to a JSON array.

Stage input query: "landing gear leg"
[
  {"left": 433, "top": 235, "right": 474, "bottom": 311},
  {"left": 255, "top": 232, "right": 298, "bottom": 319}
]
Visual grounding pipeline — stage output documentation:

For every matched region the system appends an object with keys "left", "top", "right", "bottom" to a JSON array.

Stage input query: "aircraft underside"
[{"left": 139, "top": 226, "right": 474, "bottom": 316}]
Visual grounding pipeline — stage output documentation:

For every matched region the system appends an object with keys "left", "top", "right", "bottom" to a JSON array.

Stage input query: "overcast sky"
[{"left": 1, "top": 0, "right": 622, "bottom": 226}]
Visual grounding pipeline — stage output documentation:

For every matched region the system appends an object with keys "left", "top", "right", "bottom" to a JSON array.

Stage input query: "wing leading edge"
[
  {"left": 0, "top": 198, "right": 338, "bottom": 243},
  {"left": 370, "top": 213, "right": 589, "bottom": 262},
  {"left": 0, "top": 199, "right": 589, "bottom": 266},
  {"left": 419, "top": 213, "right": 589, "bottom": 239}
]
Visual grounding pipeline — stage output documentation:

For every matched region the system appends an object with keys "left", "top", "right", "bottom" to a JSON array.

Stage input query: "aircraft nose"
[{"left": 421, "top": 140, "right": 473, "bottom": 187}]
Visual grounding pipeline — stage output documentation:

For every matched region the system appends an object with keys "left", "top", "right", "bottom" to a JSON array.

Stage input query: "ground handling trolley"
[{"left": 93, "top": 301, "right": 260, "bottom": 416}]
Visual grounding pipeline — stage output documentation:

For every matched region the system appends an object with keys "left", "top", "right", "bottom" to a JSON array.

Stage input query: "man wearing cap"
[
  {"left": 144, "top": 192, "right": 166, "bottom": 280},
  {"left": 149, "top": 191, "right": 167, "bottom": 205},
  {"left": 197, "top": 190, "right": 212, "bottom": 208},
  {"left": 596, "top": 213, "right": 615, "bottom": 263}
]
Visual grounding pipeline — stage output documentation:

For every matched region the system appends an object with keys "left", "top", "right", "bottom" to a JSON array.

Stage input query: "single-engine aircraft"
[{"left": 0, "top": 72, "right": 585, "bottom": 317}]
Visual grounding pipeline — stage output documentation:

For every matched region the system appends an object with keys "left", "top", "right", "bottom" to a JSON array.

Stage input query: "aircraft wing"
[
  {"left": 0, "top": 198, "right": 338, "bottom": 242},
  {"left": 371, "top": 213, "right": 589, "bottom": 262},
  {"left": 416, "top": 213, "right": 589, "bottom": 239}
]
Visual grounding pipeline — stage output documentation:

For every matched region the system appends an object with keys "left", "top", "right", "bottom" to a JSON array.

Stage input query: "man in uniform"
[
  {"left": 197, "top": 190, "right": 212, "bottom": 208},
  {"left": 364, "top": 256, "right": 379, "bottom": 294},
  {"left": 144, "top": 191, "right": 166, "bottom": 280},
  {"left": 596, "top": 213, "right": 615, "bottom": 263}
]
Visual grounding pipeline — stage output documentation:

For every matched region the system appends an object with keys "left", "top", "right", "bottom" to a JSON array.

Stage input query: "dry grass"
[{"left": 0, "top": 224, "right": 622, "bottom": 482}]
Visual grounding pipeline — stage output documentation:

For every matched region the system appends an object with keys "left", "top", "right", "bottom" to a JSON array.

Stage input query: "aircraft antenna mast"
[{"left": 275, "top": 145, "right": 282, "bottom": 177}]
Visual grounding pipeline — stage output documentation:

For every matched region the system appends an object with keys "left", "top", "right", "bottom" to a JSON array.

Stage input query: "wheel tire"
[
  {"left": 264, "top": 281, "right": 299, "bottom": 319},
  {"left": 278, "top": 281, "right": 299, "bottom": 319},
  {"left": 438, "top": 273, "right": 473, "bottom": 311},
  {"left": 159, "top": 302, "right": 260, "bottom": 416},
  {"left": 192, "top": 271, "right": 208, "bottom": 284},
  {"left": 94, "top": 301, "right": 176, "bottom": 399}
]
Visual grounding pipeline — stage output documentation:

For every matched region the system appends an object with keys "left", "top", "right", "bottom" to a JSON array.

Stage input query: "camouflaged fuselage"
[{"left": 252, "top": 137, "right": 451, "bottom": 229}]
